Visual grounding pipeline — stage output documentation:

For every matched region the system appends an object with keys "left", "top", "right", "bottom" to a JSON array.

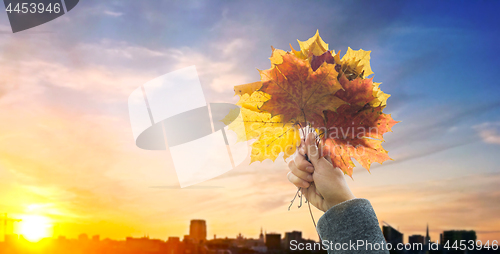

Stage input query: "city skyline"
[
  {"left": 1, "top": 218, "right": 486, "bottom": 246},
  {"left": 3, "top": 218, "right": 496, "bottom": 254}
]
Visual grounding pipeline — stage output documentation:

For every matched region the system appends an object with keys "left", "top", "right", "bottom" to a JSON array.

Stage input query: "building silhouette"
[
  {"left": 189, "top": 219, "right": 207, "bottom": 244},
  {"left": 283, "top": 231, "right": 302, "bottom": 250},
  {"left": 78, "top": 233, "right": 88, "bottom": 241},
  {"left": 166, "top": 237, "right": 182, "bottom": 254},
  {"left": 382, "top": 222, "right": 403, "bottom": 246},
  {"left": 408, "top": 234, "right": 424, "bottom": 245},
  {"left": 126, "top": 236, "right": 165, "bottom": 253},
  {"left": 425, "top": 224, "right": 430, "bottom": 244},
  {"left": 265, "top": 233, "right": 281, "bottom": 251},
  {"left": 442, "top": 230, "right": 477, "bottom": 244}
]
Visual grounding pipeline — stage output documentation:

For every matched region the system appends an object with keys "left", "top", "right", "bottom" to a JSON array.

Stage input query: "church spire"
[{"left": 425, "top": 223, "right": 430, "bottom": 243}]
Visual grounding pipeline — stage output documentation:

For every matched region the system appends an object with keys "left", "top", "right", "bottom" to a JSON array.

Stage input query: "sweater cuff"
[{"left": 317, "top": 198, "right": 381, "bottom": 241}]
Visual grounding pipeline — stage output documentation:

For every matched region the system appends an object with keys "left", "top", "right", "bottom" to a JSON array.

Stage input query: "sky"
[{"left": 0, "top": 0, "right": 500, "bottom": 243}]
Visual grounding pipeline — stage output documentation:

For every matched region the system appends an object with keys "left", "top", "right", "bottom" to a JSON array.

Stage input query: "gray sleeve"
[{"left": 316, "top": 198, "right": 389, "bottom": 254}]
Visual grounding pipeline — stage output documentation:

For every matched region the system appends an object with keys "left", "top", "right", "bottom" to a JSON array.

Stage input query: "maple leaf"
[
  {"left": 323, "top": 137, "right": 391, "bottom": 177},
  {"left": 310, "top": 50, "right": 336, "bottom": 72},
  {"left": 310, "top": 49, "right": 391, "bottom": 108},
  {"left": 321, "top": 75, "right": 398, "bottom": 176},
  {"left": 222, "top": 87, "right": 301, "bottom": 161},
  {"left": 269, "top": 46, "right": 287, "bottom": 66},
  {"left": 290, "top": 30, "right": 330, "bottom": 61},
  {"left": 235, "top": 90, "right": 270, "bottom": 112},
  {"left": 234, "top": 82, "right": 262, "bottom": 97},
  {"left": 222, "top": 106, "right": 300, "bottom": 162},
  {"left": 370, "top": 82, "right": 391, "bottom": 107},
  {"left": 222, "top": 106, "right": 278, "bottom": 142},
  {"left": 250, "top": 124, "right": 300, "bottom": 162},
  {"left": 340, "top": 47, "right": 373, "bottom": 79},
  {"left": 259, "top": 53, "right": 346, "bottom": 127},
  {"left": 335, "top": 74, "right": 377, "bottom": 109},
  {"left": 223, "top": 89, "right": 271, "bottom": 139}
]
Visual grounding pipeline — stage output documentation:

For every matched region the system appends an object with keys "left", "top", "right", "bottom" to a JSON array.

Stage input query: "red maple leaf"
[{"left": 321, "top": 75, "right": 399, "bottom": 176}]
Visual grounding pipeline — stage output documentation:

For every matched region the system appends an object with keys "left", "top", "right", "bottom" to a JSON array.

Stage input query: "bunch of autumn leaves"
[{"left": 223, "top": 31, "right": 398, "bottom": 177}]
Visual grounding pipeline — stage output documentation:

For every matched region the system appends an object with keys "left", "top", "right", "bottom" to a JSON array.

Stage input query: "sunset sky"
[{"left": 1, "top": 0, "right": 500, "bottom": 244}]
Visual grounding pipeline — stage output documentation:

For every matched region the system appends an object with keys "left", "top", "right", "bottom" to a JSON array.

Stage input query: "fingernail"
[
  {"left": 307, "top": 175, "right": 313, "bottom": 181},
  {"left": 306, "top": 166, "right": 314, "bottom": 172}
]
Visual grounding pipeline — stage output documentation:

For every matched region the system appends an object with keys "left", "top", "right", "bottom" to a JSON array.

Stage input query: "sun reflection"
[{"left": 18, "top": 215, "right": 52, "bottom": 242}]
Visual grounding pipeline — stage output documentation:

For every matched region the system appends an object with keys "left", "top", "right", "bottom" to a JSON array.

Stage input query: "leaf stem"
[{"left": 288, "top": 187, "right": 301, "bottom": 211}]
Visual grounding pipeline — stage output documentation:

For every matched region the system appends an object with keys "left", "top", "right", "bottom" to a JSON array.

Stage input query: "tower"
[
  {"left": 189, "top": 220, "right": 207, "bottom": 244},
  {"left": 259, "top": 227, "right": 264, "bottom": 242},
  {"left": 425, "top": 224, "right": 430, "bottom": 244}
]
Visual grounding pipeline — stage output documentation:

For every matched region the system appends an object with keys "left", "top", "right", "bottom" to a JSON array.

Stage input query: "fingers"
[
  {"left": 288, "top": 160, "right": 313, "bottom": 182},
  {"left": 301, "top": 183, "right": 328, "bottom": 212},
  {"left": 287, "top": 171, "right": 310, "bottom": 188},
  {"left": 298, "top": 142, "right": 306, "bottom": 156},
  {"left": 305, "top": 133, "right": 320, "bottom": 165},
  {"left": 317, "top": 140, "right": 332, "bottom": 164},
  {"left": 294, "top": 144, "right": 314, "bottom": 173},
  {"left": 305, "top": 133, "right": 333, "bottom": 175}
]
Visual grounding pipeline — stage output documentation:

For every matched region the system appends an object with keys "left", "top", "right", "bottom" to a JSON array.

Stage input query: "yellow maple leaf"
[
  {"left": 224, "top": 80, "right": 301, "bottom": 162},
  {"left": 222, "top": 107, "right": 277, "bottom": 141},
  {"left": 334, "top": 49, "right": 388, "bottom": 107},
  {"left": 235, "top": 90, "right": 270, "bottom": 112},
  {"left": 370, "top": 82, "right": 391, "bottom": 107},
  {"left": 222, "top": 105, "right": 300, "bottom": 162},
  {"left": 234, "top": 81, "right": 262, "bottom": 97},
  {"left": 222, "top": 89, "right": 281, "bottom": 142},
  {"left": 290, "top": 30, "right": 330, "bottom": 61},
  {"left": 340, "top": 47, "right": 374, "bottom": 79},
  {"left": 270, "top": 46, "right": 287, "bottom": 66},
  {"left": 250, "top": 125, "right": 300, "bottom": 162}
]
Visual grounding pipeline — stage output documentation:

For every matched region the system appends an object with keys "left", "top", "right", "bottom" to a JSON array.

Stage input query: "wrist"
[{"left": 324, "top": 194, "right": 356, "bottom": 211}]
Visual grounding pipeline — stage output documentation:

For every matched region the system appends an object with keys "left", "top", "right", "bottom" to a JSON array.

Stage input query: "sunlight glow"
[{"left": 19, "top": 215, "right": 52, "bottom": 242}]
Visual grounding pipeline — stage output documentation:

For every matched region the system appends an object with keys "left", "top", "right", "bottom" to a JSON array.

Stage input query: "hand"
[{"left": 287, "top": 132, "right": 356, "bottom": 212}]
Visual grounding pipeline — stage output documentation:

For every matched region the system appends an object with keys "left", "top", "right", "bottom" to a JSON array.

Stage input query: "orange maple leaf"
[{"left": 259, "top": 53, "right": 346, "bottom": 127}]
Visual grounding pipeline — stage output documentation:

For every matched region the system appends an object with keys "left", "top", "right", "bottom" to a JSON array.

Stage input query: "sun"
[{"left": 18, "top": 215, "right": 52, "bottom": 242}]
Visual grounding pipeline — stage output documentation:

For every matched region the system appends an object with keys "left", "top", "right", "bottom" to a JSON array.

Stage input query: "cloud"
[
  {"left": 0, "top": 33, "right": 257, "bottom": 109},
  {"left": 361, "top": 101, "right": 500, "bottom": 171},
  {"left": 210, "top": 73, "right": 250, "bottom": 93},
  {"left": 165, "top": 41, "right": 255, "bottom": 99},
  {"left": 0, "top": 32, "right": 275, "bottom": 239},
  {"left": 358, "top": 173, "right": 500, "bottom": 242},
  {"left": 474, "top": 122, "right": 500, "bottom": 145},
  {"left": 103, "top": 11, "right": 124, "bottom": 17},
  {"left": 0, "top": 82, "right": 16, "bottom": 99}
]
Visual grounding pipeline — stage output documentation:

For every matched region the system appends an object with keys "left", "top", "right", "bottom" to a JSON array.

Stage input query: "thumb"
[{"left": 305, "top": 132, "right": 320, "bottom": 166}]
